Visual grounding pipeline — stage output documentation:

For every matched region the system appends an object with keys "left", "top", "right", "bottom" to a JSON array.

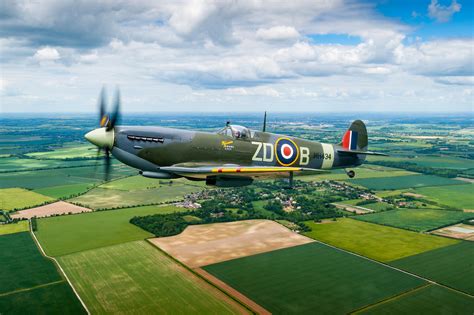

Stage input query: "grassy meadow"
[
  {"left": 204, "top": 242, "right": 424, "bottom": 314},
  {"left": 26, "top": 145, "right": 97, "bottom": 159},
  {"left": 0, "top": 188, "right": 54, "bottom": 211},
  {"left": 35, "top": 205, "right": 184, "bottom": 256},
  {"left": 359, "top": 285, "right": 474, "bottom": 315},
  {"left": 0, "top": 282, "right": 86, "bottom": 315},
  {"left": 349, "top": 175, "right": 465, "bottom": 190},
  {"left": 391, "top": 242, "right": 474, "bottom": 295},
  {"left": 34, "top": 183, "right": 94, "bottom": 199},
  {"left": 355, "top": 209, "right": 474, "bottom": 232},
  {"left": 303, "top": 218, "right": 457, "bottom": 262},
  {"left": 414, "top": 184, "right": 474, "bottom": 210},
  {"left": 69, "top": 183, "right": 203, "bottom": 210},
  {"left": 0, "top": 220, "right": 29, "bottom": 235},
  {"left": 0, "top": 232, "right": 86, "bottom": 314},
  {"left": 58, "top": 241, "right": 244, "bottom": 314}
]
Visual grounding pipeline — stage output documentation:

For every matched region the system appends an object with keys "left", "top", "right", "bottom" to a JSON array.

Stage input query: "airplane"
[{"left": 85, "top": 88, "right": 387, "bottom": 187}]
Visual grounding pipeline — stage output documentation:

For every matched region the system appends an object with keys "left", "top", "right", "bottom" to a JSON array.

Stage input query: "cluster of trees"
[{"left": 131, "top": 182, "right": 345, "bottom": 237}]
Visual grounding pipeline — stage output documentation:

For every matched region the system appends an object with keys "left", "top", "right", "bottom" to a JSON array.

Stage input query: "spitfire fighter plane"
[{"left": 85, "top": 89, "right": 386, "bottom": 187}]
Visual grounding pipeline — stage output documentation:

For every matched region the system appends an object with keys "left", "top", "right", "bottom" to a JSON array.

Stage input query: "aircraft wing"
[
  {"left": 159, "top": 165, "right": 329, "bottom": 179},
  {"left": 337, "top": 149, "right": 388, "bottom": 156}
]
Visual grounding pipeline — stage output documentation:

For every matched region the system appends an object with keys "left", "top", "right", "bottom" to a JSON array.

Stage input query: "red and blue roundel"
[{"left": 275, "top": 138, "right": 300, "bottom": 166}]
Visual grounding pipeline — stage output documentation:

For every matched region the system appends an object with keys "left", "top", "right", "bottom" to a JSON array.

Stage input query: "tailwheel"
[{"left": 346, "top": 170, "right": 355, "bottom": 178}]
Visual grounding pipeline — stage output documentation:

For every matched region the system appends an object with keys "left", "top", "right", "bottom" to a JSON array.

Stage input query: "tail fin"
[
  {"left": 338, "top": 120, "right": 388, "bottom": 156},
  {"left": 341, "top": 120, "right": 368, "bottom": 151}
]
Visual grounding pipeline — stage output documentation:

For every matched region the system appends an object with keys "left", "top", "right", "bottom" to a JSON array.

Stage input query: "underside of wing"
[{"left": 159, "top": 165, "right": 329, "bottom": 180}]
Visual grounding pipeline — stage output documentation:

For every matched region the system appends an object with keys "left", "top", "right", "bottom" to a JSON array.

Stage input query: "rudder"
[{"left": 341, "top": 120, "right": 368, "bottom": 151}]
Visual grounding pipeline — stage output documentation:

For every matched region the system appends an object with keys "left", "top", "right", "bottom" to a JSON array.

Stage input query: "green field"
[
  {"left": 299, "top": 167, "right": 416, "bottom": 182},
  {"left": 355, "top": 209, "right": 474, "bottom": 232},
  {"left": 0, "top": 221, "right": 29, "bottom": 235},
  {"left": 303, "top": 219, "right": 457, "bottom": 262},
  {"left": 26, "top": 145, "right": 97, "bottom": 159},
  {"left": 34, "top": 183, "right": 94, "bottom": 199},
  {"left": 368, "top": 155, "right": 474, "bottom": 169},
  {"left": 204, "top": 242, "right": 424, "bottom": 314},
  {"left": 414, "top": 184, "right": 474, "bottom": 210},
  {"left": 359, "top": 284, "right": 474, "bottom": 314},
  {"left": 36, "top": 205, "right": 184, "bottom": 256},
  {"left": 391, "top": 242, "right": 474, "bottom": 295},
  {"left": 337, "top": 199, "right": 393, "bottom": 212},
  {"left": 0, "top": 232, "right": 61, "bottom": 293},
  {"left": 69, "top": 184, "right": 203, "bottom": 209},
  {"left": 100, "top": 175, "right": 163, "bottom": 190},
  {"left": 0, "top": 164, "right": 134, "bottom": 189},
  {"left": 0, "top": 188, "right": 54, "bottom": 211},
  {"left": 0, "top": 156, "right": 97, "bottom": 172},
  {"left": 0, "top": 282, "right": 86, "bottom": 315},
  {"left": 58, "top": 241, "right": 243, "bottom": 314},
  {"left": 0, "top": 231, "right": 86, "bottom": 314},
  {"left": 349, "top": 175, "right": 465, "bottom": 190}
]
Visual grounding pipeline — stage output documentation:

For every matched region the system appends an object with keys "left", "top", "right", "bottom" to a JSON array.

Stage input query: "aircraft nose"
[{"left": 85, "top": 128, "right": 114, "bottom": 148}]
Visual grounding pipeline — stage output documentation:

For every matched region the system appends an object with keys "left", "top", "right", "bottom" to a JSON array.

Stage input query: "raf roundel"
[{"left": 275, "top": 138, "right": 300, "bottom": 166}]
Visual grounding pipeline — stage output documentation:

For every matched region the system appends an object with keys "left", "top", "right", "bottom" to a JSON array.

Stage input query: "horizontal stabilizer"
[{"left": 337, "top": 149, "right": 388, "bottom": 156}]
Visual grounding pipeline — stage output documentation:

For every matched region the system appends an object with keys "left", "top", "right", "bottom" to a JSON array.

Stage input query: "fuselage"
[{"left": 109, "top": 125, "right": 364, "bottom": 174}]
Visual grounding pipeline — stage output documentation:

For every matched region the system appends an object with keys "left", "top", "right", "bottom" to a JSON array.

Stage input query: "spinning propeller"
[{"left": 85, "top": 87, "right": 121, "bottom": 181}]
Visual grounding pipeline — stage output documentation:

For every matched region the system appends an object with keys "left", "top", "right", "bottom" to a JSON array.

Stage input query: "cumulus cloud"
[
  {"left": 34, "top": 47, "right": 60, "bottom": 62},
  {"left": 428, "top": 0, "right": 461, "bottom": 23},
  {"left": 1, "top": 0, "right": 472, "bottom": 112},
  {"left": 256, "top": 26, "right": 300, "bottom": 42}
]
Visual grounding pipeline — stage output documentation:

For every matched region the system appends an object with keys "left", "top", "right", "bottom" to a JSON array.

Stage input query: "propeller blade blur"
[{"left": 108, "top": 88, "right": 120, "bottom": 131}]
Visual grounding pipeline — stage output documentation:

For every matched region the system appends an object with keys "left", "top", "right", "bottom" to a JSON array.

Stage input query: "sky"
[{"left": 0, "top": 0, "right": 473, "bottom": 113}]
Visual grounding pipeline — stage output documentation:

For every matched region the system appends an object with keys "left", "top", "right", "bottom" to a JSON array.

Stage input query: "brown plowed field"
[
  {"left": 11, "top": 201, "right": 92, "bottom": 219},
  {"left": 150, "top": 219, "right": 314, "bottom": 268}
]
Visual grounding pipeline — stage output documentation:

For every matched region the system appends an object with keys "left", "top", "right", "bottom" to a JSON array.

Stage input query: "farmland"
[
  {"left": 34, "top": 183, "right": 94, "bottom": 199},
  {"left": 0, "top": 188, "right": 54, "bottom": 211},
  {"left": 69, "top": 184, "right": 203, "bottom": 209},
  {"left": 0, "top": 220, "right": 29, "bottom": 235},
  {"left": 368, "top": 155, "right": 474, "bottom": 170},
  {"left": 355, "top": 209, "right": 474, "bottom": 232},
  {"left": 303, "top": 218, "right": 457, "bottom": 262},
  {"left": 299, "top": 166, "right": 416, "bottom": 182},
  {"left": 349, "top": 175, "right": 465, "bottom": 190},
  {"left": 1, "top": 113, "right": 473, "bottom": 313},
  {"left": 203, "top": 242, "right": 425, "bottom": 314},
  {"left": 0, "top": 164, "right": 134, "bottom": 189},
  {"left": 414, "top": 184, "right": 474, "bottom": 210},
  {"left": 0, "top": 231, "right": 86, "bottom": 314},
  {"left": 359, "top": 285, "right": 474, "bottom": 314},
  {"left": 58, "top": 240, "right": 245, "bottom": 314},
  {"left": 35, "top": 205, "right": 183, "bottom": 256},
  {"left": 26, "top": 144, "right": 97, "bottom": 159},
  {"left": 390, "top": 242, "right": 474, "bottom": 295},
  {"left": 0, "top": 282, "right": 86, "bottom": 315}
]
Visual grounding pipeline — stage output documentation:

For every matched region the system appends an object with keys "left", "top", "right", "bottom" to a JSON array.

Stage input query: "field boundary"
[
  {"left": 350, "top": 283, "right": 432, "bottom": 314},
  {"left": 146, "top": 238, "right": 256, "bottom": 314},
  {"left": 29, "top": 220, "right": 90, "bottom": 315},
  {"left": 195, "top": 268, "right": 271, "bottom": 315},
  {"left": 0, "top": 280, "right": 64, "bottom": 298},
  {"left": 313, "top": 239, "right": 474, "bottom": 298}
]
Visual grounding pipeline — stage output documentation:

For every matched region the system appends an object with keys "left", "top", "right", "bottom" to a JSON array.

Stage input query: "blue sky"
[{"left": 0, "top": 0, "right": 472, "bottom": 113}]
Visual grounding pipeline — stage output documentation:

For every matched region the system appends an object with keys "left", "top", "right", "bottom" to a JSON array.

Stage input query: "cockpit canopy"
[{"left": 217, "top": 124, "right": 254, "bottom": 139}]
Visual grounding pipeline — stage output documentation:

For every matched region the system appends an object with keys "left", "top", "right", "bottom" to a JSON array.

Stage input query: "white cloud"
[
  {"left": 256, "top": 26, "right": 300, "bottom": 42},
  {"left": 428, "top": 0, "right": 461, "bottom": 23},
  {"left": 33, "top": 47, "right": 60, "bottom": 62},
  {"left": 1, "top": 0, "right": 472, "bottom": 113}
]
